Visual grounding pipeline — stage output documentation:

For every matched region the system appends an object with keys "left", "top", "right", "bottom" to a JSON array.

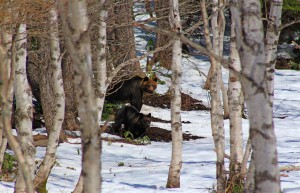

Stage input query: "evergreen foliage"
[{"left": 283, "top": 0, "right": 300, "bottom": 12}]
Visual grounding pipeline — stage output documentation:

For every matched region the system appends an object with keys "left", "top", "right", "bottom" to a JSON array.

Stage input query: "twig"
[{"left": 280, "top": 165, "right": 300, "bottom": 172}]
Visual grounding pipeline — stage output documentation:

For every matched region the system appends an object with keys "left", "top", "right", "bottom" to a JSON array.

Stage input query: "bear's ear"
[
  {"left": 147, "top": 113, "right": 151, "bottom": 117},
  {"left": 143, "top": 76, "right": 150, "bottom": 81}
]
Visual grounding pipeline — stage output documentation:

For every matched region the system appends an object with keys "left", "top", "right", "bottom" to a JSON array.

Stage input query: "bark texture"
[
  {"left": 33, "top": 4, "right": 65, "bottom": 192},
  {"left": 152, "top": 0, "right": 172, "bottom": 69},
  {"left": 107, "top": 1, "right": 140, "bottom": 75},
  {"left": 60, "top": 0, "right": 102, "bottom": 192},
  {"left": 14, "top": 23, "right": 36, "bottom": 193},
  {"left": 265, "top": 0, "right": 283, "bottom": 106},
  {"left": 95, "top": 0, "right": 109, "bottom": 122},
  {"left": 166, "top": 0, "right": 182, "bottom": 188},
  {"left": 200, "top": 1, "right": 226, "bottom": 192},
  {"left": 0, "top": 30, "right": 12, "bottom": 171},
  {"left": 228, "top": 17, "right": 243, "bottom": 181},
  {"left": 230, "top": 0, "right": 281, "bottom": 192}
]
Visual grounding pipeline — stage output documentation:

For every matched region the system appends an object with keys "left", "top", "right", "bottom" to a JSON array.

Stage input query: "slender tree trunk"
[
  {"left": 230, "top": 0, "right": 281, "bottom": 192},
  {"left": 200, "top": 1, "right": 226, "bottom": 192},
  {"left": 216, "top": 0, "right": 229, "bottom": 119},
  {"left": 0, "top": 30, "right": 13, "bottom": 171},
  {"left": 59, "top": 0, "right": 101, "bottom": 192},
  {"left": 244, "top": 154, "right": 255, "bottom": 193},
  {"left": 73, "top": 1, "right": 109, "bottom": 191},
  {"left": 265, "top": 0, "right": 283, "bottom": 106},
  {"left": 228, "top": 17, "right": 243, "bottom": 181},
  {"left": 0, "top": 30, "right": 34, "bottom": 193},
  {"left": 241, "top": 137, "right": 252, "bottom": 178},
  {"left": 93, "top": 0, "right": 109, "bottom": 122},
  {"left": 33, "top": 4, "right": 65, "bottom": 192},
  {"left": 14, "top": 23, "right": 36, "bottom": 193},
  {"left": 166, "top": 0, "right": 182, "bottom": 188}
]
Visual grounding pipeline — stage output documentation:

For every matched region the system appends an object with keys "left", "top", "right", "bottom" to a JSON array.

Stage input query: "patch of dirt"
[
  {"left": 103, "top": 92, "right": 207, "bottom": 144},
  {"left": 32, "top": 92, "right": 207, "bottom": 146},
  {"left": 151, "top": 116, "right": 191, "bottom": 124},
  {"left": 146, "top": 127, "right": 204, "bottom": 142},
  {"left": 143, "top": 92, "right": 209, "bottom": 111},
  {"left": 105, "top": 125, "right": 204, "bottom": 144}
]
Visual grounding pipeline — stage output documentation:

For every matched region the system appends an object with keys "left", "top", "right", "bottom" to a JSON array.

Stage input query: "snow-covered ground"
[
  {"left": 1, "top": 59, "right": 300, "bottom": 193},
  {"left": 1, "top": 7, "right": 300, "bottom": 192}
]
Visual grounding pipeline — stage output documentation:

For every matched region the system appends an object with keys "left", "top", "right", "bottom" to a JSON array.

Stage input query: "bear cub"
[{"left": 112, "top": 105, "right": 151, "bottom": 139}]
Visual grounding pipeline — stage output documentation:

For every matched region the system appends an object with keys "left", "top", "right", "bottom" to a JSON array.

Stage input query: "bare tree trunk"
[
  {"left": 0, "top": 30, "right": 13, "bottom": 171},
  {"left": 244, "top": 154, "right": 255, "bottom": 193},
  {"left": 230, "top": 0, "right": 281, "bottom": 192},
  {"left": 1, "top": 36, "right": 35, "bottom": 193},
  {"left": 93, "top": 0, "right": 110, "bottom": 122},
  {"left": 200, "top": 1, "right": 226, "bottom": 192},
  {"left": 228, "top": 17, "right": 243, "bottom": 182},
  {"left": 73, "top": 1, "right": 109, "bottom": 191},
  {"left": 241, "top": 137, "right": 252, "bottom": 178},
  {"left": 152, "top": 0, "right": 172, "bottom": 69},
  {"left": 265, "top": 0, "right": 283, "bottom": 106},
  {"left": 62, "top": 56, "right": 79, "bottom": 131},
  {"left": 33, "top": 4, "right": 65, "bottom": 192},
  {"left": 166, "top": 0, "right": 182, "bottom": 188},
  {"left": 14, "top": 23, "right": 36, "bottom": 193},
  {"left": 59, "top": 0, "right": 101, "bottom": 192},
  {"left": 107, "top": 0, "right": 140, "bottom": 73},
  {"left": 221, "top": 83, "right": 229, "bottom": 119},
  {"left": 216, "top": 0, "right": 229, "bottom": 119}
]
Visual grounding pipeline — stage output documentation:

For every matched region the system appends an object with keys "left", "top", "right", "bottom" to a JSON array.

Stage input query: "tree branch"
[
  {"left": 280, "top": 19, "right": 300, "bottom": 31},
  {"left": 280, "top": 165, "right": 300, "bottom": 172},
  {"left": 106, "top": 39, "right": 175, "bottom": 86}
]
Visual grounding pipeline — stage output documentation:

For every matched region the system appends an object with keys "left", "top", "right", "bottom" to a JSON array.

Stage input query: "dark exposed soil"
[
  {"left": 151, "top": 116, "right": 191, "bottom": 124},
  {"left": 32, "top": 92, "right": 207, "bottom": 146},
  {"left": 104, "top": 125, "right": 204, "bottom": 145},
  {"left": 145, "top": 126, "right": 204, "bottom": 142},
  {"left": 102, "top": 92, "right": 207, "bottom": 144},
  {"left": 143, "top": 92, "right": 209, "bottom": 111}
]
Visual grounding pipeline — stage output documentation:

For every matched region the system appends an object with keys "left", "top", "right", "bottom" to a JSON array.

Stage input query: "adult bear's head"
[{"left": 142, "top": 76, "right": 158, "bottom": 94}]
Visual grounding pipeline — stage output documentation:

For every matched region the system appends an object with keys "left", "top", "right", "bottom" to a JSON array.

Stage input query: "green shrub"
[
  {"left": 1, "top": 152, "right": 17, "bottom": 174},
  {"left": 290, "top": 61, "right": 300, "bottom": 70},
  {"left": 136, "top": 136, "right": 151, "bottom": 145},
  {"left": 102, "top": 102, "right": 122, "bottom": 120},
  {"left": 124, "top": 131, "right": 134, "bottom": 141}
]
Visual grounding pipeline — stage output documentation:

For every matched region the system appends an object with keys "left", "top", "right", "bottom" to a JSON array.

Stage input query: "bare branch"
[
  {"left": 106, "top": 39, "right": 175, "bottom": 86},
  {"left": 279, "top": 19, "right": 300, "bottom": 31},
  {"left": 280, "top": 165, "right": 300, "bottom": 172}
]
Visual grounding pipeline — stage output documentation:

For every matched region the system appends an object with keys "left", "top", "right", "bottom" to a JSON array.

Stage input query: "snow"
[
  {"left": 1, "top": 11, "right": 300, "bottom": 193},
  {"left": 1, "top": 63, "right": 300, "bottom": 193}
]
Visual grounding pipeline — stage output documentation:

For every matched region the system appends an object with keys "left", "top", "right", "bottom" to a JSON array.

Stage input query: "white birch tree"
[
  {"left": 200, "top": 0, "right": 226, "bottom": 192},
  {"left": 166, "top": 0, "right": 183, "bottom": 188},
  {"left": 228, "top": 17, "right": 244, "bottom": 184},
  {"left": 59, "top": 0, "right": 101, "bottom": 192},
  {"left": 73, "top": 1, "right": 109, "bottom": 191},
  {"left": 265, "top": 0, "right": 283, "bottom": 106},
  {"left": 0, "top": 30, "right": 13, "bottom": 171},
  {"left": 14, "top": 23, "right": 36, "bottom": 193},
  {"left": 33, "top": 3, "right": 65, "bottom": 192},
  {"left": 94, "top": 0, "right": 110, "bottom": 123},
  {"left": 230, "top": 0, "right": 281, "bottom": 192}
]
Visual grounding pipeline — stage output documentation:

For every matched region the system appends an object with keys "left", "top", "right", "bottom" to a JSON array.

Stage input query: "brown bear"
[
  {"left": 106, "top": 75, "right": 157, "bottom": 111},
  {"left": 111, "top": 105, "right": 151, "bottom": 139}
]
